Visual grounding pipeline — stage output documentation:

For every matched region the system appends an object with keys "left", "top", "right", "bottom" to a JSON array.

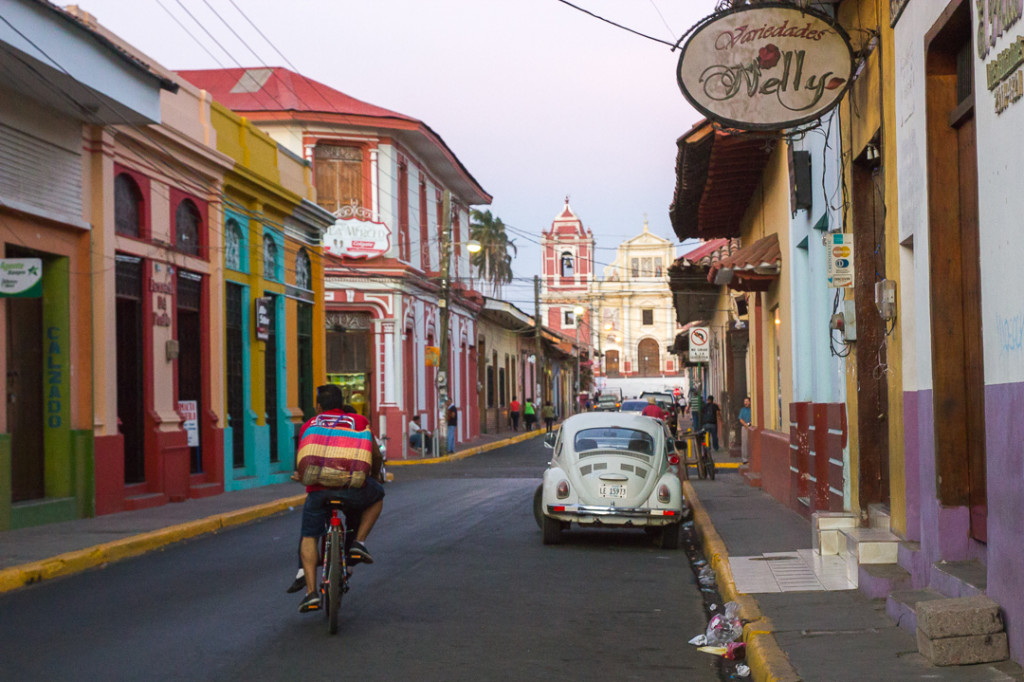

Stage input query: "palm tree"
[{"left": 470, "top": 209, "right": 517, "bottom": 298}]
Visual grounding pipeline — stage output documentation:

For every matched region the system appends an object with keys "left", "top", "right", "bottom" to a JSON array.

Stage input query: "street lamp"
[{"left": 574, "top": 305, "right": 585, "bottom": 412}]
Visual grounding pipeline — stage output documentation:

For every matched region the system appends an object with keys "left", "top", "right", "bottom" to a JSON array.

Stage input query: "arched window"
[
  {"left": 295, "top": 248, "right": 312, "bottom": 290},
  {"left": 263, "top": 234, "right": 279, "bottom": 281},
  {"left": 114, "top": 173, "right": 143, "bottom": 237},
  {"left": 225, "top": 218, "right": 243, "bottom": 271},
  {"left": 560, "top": 251, "right": 574, "bottom": 277},
  {"left": 175, "top": 199, "right": 201, "bottom": 256}
]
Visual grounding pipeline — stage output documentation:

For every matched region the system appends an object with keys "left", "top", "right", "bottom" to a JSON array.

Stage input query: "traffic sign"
[{"left": 689, "top": 327, "right": 710, "bottom": 363}]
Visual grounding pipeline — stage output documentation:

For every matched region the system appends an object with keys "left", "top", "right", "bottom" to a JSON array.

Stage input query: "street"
[{"left": 0, "top": 438, "right": 720, "bottom": 682}]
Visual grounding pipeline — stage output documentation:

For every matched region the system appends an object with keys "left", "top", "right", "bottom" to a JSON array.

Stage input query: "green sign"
[{"left": 0, "top": 258, "right": 42, "bottom": 298}]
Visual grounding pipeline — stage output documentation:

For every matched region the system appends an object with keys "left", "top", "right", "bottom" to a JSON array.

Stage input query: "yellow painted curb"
[
  {"left": 389, "top": 428, "right": 548, "bottom": 467},
  {"left": 683, "top": 480, "right": 800, "bottom": 682},
  {"left": 0, "top": 494, "right": 306, "bottom": 594}
]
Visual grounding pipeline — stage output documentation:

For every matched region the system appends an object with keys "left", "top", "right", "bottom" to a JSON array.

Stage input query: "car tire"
[
  {"left": 542, "top": 514, "right": 562, "bottom": 545},
  {"left": 533, "top": 485, "right": 544, "bottom": 530},
  {"left": 658, "top": 522, "right": 681, "bottom": 549}
]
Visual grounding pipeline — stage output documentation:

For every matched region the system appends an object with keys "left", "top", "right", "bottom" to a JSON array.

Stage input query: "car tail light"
[
  {"left": 667, "top": 453, "right": 680, "bottom": 466},
  {"left": 556, "top": 480, "right": 570, "bottom": 499},
  {"left": 658, "top": 484, "right": 671, "bottom": 503}
]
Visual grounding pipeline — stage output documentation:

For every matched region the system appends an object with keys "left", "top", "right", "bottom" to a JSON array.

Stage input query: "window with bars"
[
  {"left": 631, "top": 258, "right": 639, "bottom": 278},
  {"left": 115, "top": 173, "right": 143, "bottom": 238},
  {"left": 263, "top": 234, "right": 279, "bottom": 281},
  {"left": 295, "top": 248, "right": 311, "bottom": 290},
  {"left": 225, "top": 218, "right": 243, "bottom": 271},
  {"left": 175, "top": 199, "right": 201, "bottom": 256}
]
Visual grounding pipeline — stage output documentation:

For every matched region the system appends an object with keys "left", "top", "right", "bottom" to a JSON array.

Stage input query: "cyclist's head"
[{"left": 316, "top": 384, "right": 345, "bottom": 412}]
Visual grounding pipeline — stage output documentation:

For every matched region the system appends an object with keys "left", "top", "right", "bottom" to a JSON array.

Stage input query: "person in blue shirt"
[{"left": 738, "top": 396, "right": 752, "bottom": 464}]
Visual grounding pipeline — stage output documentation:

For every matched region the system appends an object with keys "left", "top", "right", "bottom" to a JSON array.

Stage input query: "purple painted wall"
[{"left": 985, "top": 381, "right": 1024, "bottom": 663}]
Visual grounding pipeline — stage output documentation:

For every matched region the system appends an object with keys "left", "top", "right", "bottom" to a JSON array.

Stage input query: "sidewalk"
[
  {"left": 686, "top": 474, "right": 1024, "bottom": 681},
  {"left": 0, "top": 428, "right": 545, "bottom": 593}
]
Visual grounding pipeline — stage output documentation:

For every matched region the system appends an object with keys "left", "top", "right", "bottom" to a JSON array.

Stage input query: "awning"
[
  {"left": 668, "top": 238, "right": 738, "bottom": 326},
  {"left": 707, "top": 233, "right": 781, "bottom": 292},
  {"left": 668, "top": 120, "right": 775, "bottom": 241}
]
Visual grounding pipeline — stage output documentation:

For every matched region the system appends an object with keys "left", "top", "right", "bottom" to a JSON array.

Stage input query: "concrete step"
[
  {"left": 841, "top": 527, "right": 901, "bottom": 583},
  {"left": 811, "top": 511, "right": 858, "bottom": 555},
  {"left": 931, "top": 559, "right": 986, "bottom": 598},
  {"left": 123, "top": 492, "right": 167, "bottom": 511},
  {"left": 867, "top": 503, "right": 891, "bottom": 531},
  {"left": 859, "top": 562, "right": 912, "bottom": 600},
  {"left": 887, "top": 587, "right": 947, "bottom": 633}
]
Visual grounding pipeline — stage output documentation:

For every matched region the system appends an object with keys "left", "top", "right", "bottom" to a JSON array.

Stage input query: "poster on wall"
[
  {"left": 827, "top": 233, "right": 854, "bottom": 288},
  {"left": 677, "top": 3, "right": 855, "bottom": 131},
  {"left": 178, "top": 400, "right": 199, "bottom": 447},
  {"left": 0, "top": 258, "right": 42, "bottom": 298}
]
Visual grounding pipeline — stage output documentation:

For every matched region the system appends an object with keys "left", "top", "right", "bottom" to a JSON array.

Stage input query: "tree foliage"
[{"left": 470, "top": 209, "right": 517, "bottom": 297}]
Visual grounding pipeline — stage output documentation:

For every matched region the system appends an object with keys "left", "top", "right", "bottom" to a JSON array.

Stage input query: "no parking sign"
[{"left": 689, "top": 327, "right": 710, "bottom": 363}]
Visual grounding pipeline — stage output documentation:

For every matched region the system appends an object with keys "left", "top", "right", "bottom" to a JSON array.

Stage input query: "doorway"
[
  {"left": 638, "top": 338, "right": 660, "bottom": 377},
  {"left": 6, "top": 285, "right": 44, "bottom": 502},
  {"left": 226, "top": 282, "right": 246, "bottom": 469},
  {"left": 115, "top": 255, "right": 145, "bottom": 484},
  {"left": 605, "top": 349, "right": 620, "bottom": 377},
  {"left": 926, "top": 0, "right": 986, "bottom": 541},
  {"left": 177, "top": 271, "right": 203, "bottom": 473}
]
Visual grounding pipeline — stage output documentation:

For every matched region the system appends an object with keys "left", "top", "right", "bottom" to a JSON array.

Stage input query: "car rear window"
[
  {"left": 620, "top": 400, "right": 646, "bottom": 411},
  {"left": 574, "top": 428, "right": 655, "bottom": 455}
]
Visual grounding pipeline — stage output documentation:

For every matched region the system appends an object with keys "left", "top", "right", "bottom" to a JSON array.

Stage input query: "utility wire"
[{"left": 554, "top": 0, "right": 677, "bottom": 47}]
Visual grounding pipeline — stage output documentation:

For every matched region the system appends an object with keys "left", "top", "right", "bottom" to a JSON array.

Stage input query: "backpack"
[
  {"left": 296, "top": 413, "right": 374, "bottom": 488},
  {"left": 702, "top": 402, "right": 718, "bottom": 424}
]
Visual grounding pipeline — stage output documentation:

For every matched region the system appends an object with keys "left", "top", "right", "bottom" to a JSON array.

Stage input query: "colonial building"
[
  {"left": 179, "top": 68, "right": 491, "bottom": 459},
  {"left": 0, "top": 0, "right": 171, "bottom": 529},
  {"left": 590, "top": 219, "right": 681, "bottom": 383}
]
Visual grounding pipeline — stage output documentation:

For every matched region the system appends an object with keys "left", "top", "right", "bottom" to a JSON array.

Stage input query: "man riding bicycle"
[{"left": 294, "top": 384, "right": 385, "bottom": 613}]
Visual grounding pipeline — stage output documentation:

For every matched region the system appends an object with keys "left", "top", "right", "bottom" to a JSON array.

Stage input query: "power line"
[{"left": 554, "top": 0, "right": 677, "bottom": 47}]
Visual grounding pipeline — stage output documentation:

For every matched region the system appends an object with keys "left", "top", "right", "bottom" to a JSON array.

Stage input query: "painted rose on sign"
[{"left": 677, "top": 4, "right": 854, "bottom": 131}]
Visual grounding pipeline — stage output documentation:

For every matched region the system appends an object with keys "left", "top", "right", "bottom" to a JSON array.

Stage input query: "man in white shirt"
[{"left": 408, "top": 415, "right": 433, "bottom": 454}]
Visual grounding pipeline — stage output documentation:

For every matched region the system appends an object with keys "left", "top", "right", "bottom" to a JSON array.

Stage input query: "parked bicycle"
[{"left": 677, "top": 428, "right": 716, "bottom": 481}]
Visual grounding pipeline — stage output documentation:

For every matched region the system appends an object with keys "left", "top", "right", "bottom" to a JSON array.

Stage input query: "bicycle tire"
[
  {"left": 696, "top": 442, "right": 708, "bottom": 480},
  {"left": 327, "top": 527, "right": 341, "bottom": 634},
  {"left": 706, "top": 448, "right": 716, "bottom": 480}
]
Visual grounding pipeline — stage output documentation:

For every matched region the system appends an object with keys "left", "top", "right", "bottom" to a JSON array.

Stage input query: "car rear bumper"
[{"left": 545, "top": 504, "right": 682, "bottom": 526}]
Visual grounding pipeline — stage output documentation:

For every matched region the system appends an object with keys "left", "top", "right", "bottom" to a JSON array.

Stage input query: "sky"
[{"left": 74, "top": 0, "right": 717, "bottom": 311}]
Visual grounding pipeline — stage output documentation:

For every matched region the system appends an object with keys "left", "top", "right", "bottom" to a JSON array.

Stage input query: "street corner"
[{"left": 743, "top": 625, "right": 800, "bottom": 682}]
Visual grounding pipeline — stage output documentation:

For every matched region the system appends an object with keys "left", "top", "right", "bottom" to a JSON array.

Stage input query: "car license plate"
[{"left": 599, "top": 484, "right": 627, "bottom": 498}]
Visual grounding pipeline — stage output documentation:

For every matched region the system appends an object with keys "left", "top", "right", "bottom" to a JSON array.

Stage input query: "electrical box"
[
  {"left": 875, "top": 279, "right": 896, "bottom": 320},
  {"left": 843, "top": 299, "right": 857, "bottom": 341}
]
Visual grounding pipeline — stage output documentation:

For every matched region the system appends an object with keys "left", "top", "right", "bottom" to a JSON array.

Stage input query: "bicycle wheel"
[
  {"left": 705, "top": 447, "right": 716, "bottom": 480},
  {"left": 327, "top": 528, "right": 342, "bottom": 634},
  {"left": 695, "top": 441, "right": 708, "bottom": 480}
]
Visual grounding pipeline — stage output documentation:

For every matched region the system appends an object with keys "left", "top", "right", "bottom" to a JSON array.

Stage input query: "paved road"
[{"left": 0, "top": 438, "right": 719, "bottom": 681}]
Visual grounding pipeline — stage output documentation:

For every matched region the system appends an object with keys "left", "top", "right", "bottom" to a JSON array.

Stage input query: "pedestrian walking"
[
  {"left": 446, "top": 403, "right": 458, "bottom": 454},
  {"left": 541, "top": 400, "right": 556, "bottom": 433},
  {"left": 523, "top": 399, "right": 536, "bottom": 431},
  {"left": 510, "top": 396, "right": 521, "bottom": 431},
  {"left": 702, "top": 395, "right": 722, "bottom": 451},
  {"left": 688, "top": 385, "right": 703, "bottom": 433}
]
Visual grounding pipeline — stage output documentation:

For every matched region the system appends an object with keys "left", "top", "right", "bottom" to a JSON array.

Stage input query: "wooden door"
[
  {"left": 638, "top": 338, "right": 660, "bottom": 377},
  {"left": 605, "top": 349, "right": 620, "bottom": 377},
  {"left": 7, "top": 297, "right": 44, "bottom": 501}
]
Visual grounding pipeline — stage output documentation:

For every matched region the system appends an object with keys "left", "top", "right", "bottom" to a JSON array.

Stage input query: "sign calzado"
[
  {"left": 324, "top": 202, "right": 391, "bottom": 259},
  {"left": 677, "top": 3, "right": 854, "bottom": 131},
  {"left": 689, "top": 326, "right": 710, "bottom": 363}
]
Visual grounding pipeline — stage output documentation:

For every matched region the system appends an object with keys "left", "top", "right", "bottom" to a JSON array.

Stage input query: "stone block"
[
  {"left": 917, "top": 595, "right": 1003, "bottom": 639},
  {"left": 916, "top": 630, "right": 1008, "bottom": 666}
]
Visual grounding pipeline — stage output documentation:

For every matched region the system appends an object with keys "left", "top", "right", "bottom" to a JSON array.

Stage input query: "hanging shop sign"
[
  {"left": 689, "top": 326, "right": 710, "bottom": 363},
  {"left": 826, "top": 233, "right": 854, "bottom": 289},
  {"left": 324, "top": 201, "right": 391, "bottom": 259},
  {"left": 677, "top": 3, "right": 855, "bottom": 131},
  {"left": 425, "top": 346, "right": 440, "bottom": 367},
  {"left": 255, "top": 297, "right": 272, "bottom": 341},
  {"left": 0, "top": 258, "right": 42, "bottom": 298}
]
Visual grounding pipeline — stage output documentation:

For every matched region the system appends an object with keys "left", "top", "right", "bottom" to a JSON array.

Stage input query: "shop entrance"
[
  {"left": 177, "top": 271, "right": 203, "bottom": 473},
  {"left": 926, "top": 1, "right": 986, "bottom": 541},
  {"left": 115, "top": 255, "right": 145, "bottom": 484},
  {"left": 326, "top": 312, "right": 373, "bottom": 419},
  {"left": 226, "top": 283, "right": 245, "bottom": 469},
  {"left": 6, "top": 280, "right": 44, "bottom": 502},
  {"left": 264, "top": 294, "right": 279, "bottom": 463}
]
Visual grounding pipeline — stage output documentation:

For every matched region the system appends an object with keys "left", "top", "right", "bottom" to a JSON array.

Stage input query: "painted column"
[
  {"left": 382, "top": 320, "right": 396, "bottom": 405},
  {"left": 370, "top": 149, "right": 380, "bottom": 222}
]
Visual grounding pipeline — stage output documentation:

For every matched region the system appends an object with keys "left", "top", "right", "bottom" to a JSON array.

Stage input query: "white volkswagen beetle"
[{"left": 537, "top": 412, "right": 685, "bottom": 548}]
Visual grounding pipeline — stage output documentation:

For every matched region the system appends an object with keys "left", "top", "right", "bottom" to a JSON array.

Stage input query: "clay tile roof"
[
  {"left": 176, "top": 67, "right": 412, "bottom": 120},
  {"left": 679, "top": 238, "right": 738, "bottom": 268},
  {"left": 669, "top": 120, "right": 775, "bottom": 241},
  {"left": 708, "top": 233, "right": 781, "bottom": 292}
]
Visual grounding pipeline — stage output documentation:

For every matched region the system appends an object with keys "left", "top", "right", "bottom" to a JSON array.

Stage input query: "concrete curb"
[
  {"left": 389, "top": 428, "right": 548, "bottom": 466},
  {"left": 0, "top": 494, "right": 305, "bottom": 594},
  {"left": 683, "top": 480, "right": 801, "bottom": 682}
]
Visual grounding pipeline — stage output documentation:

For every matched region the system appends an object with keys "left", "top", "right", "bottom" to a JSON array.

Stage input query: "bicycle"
[
  {"left": 321, "top": 498, "right": 352, "bottom": 635},
  {"left": 696, "top": 428, "right": 716, "bottom": 480}
]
